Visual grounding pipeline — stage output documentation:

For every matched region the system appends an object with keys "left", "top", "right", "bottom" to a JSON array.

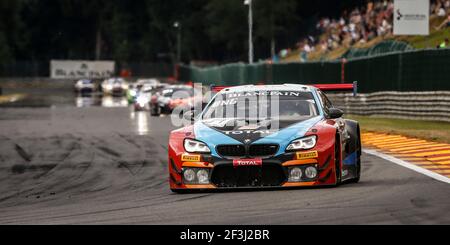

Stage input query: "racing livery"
[{"left": 168, "top": 84, "right": 361, "bottom": 192}]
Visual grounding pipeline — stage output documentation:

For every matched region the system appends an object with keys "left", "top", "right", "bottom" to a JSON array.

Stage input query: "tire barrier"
[{"left": 328, "top": 91, "right": 450, "bottom": 122}]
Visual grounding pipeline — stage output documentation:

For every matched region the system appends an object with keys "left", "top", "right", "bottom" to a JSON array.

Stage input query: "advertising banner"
[
  {"left": 394, "top": 0, "right": 429, "bottom": 35},
  {"left": 50, "top": 60, "right": 115, "bottom": 79}
]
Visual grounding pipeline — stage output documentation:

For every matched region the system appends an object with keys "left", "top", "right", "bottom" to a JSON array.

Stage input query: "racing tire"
[
  {"left": 348, "top": 126, "right": 361, "bottom": 183},
  {"left": 170, "top": 189, "right": 192, "bottom": 194},
  {"left": 150, "top": 104, "right": 160, "bottom": 116},
  {"left": 334, "top": 134, "right": 342, "bottom": 186}
]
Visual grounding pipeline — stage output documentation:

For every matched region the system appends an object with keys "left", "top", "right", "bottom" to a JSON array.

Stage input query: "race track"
[{"left": 0, "top": 106, "right": 449, "bottom": 224}]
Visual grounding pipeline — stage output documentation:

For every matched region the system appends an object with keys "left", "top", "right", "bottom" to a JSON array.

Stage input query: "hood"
[{"left": 194, "top": 116, "right": 323, "bottom": 157}]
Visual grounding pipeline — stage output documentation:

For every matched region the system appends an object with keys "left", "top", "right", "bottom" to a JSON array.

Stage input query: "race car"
[
  {"left": 101, "top": 78, "right": 129, "bottom": 96},
  {"left": 74, "top": 79, "right": 97, "bottom": 94},
  {"left": 133, "top": 87, "right": 154, "bottom": 111},
  {"left": 127, "top": 78, "right": 163, "bottom": 103},
  {"left": 150, "top": 85, "right": 202, "bottom": 116},
  {"left": 168, "top": 83, "right": 361, "bottom": 192}
]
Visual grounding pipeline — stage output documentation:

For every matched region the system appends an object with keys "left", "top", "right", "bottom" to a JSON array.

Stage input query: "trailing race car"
[
  {"left": 74, "top": 79, "right": 97, "bottom": 94},
  {"left": 127, "top": 78, "right": 163, "bottom": 103},
  {"left": 133, "top": 86, "right": 154, "bottom": 111},
  {"left": 168, "top": 83, "right": 361, "bottom": 192},
  {"left": 101, "top": 78, "right": 129, "bottom": 96},
  {"left": 150, "top": 85, "right": 202, "bottom": 116}
]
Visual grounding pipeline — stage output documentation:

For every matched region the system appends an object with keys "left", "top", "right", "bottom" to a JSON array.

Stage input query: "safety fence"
[
  {"left": 342, "top": 40, "right": 414, "bottom": 59},
  {"left": 179, "top": 48, "right": 450, "bottom": 93},
  {"left": 328, "top": 91, "right": 450, "bottom": 122}
]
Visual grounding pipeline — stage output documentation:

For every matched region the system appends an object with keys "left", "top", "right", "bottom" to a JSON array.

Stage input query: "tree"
[
  {"left": 0, "top": 0, "right": 372, "bottom": 65},
  {"left": 204, "top": 0, "right": 248, "bottom": 62},
  {"left": 253, "top": 0, "right": 299, "bottom": 58},
  {"left": 0, "top": 0, "right": 23, "bottom": 64}
]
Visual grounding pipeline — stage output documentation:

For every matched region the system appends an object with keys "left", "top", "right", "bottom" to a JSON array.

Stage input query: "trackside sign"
[
  {"left": 50, "top": 60, "right": 115, "bottom": 79},
  {"left": 394, "top": 0, "right": 429, "bottom": 35}
]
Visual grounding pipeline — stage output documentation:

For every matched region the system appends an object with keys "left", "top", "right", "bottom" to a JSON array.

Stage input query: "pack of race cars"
[{"left": 73, "top": 77, "right": 201, "bottom": 113}]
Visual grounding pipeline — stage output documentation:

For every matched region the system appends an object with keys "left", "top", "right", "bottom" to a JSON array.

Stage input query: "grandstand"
[{"left": 280, "top": 0, "right": 450, "bottom": 62}]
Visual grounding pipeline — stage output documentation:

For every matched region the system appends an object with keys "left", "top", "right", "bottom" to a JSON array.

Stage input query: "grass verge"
[{"left": 345, "top": 115, "right": 450, "bottom": 144}]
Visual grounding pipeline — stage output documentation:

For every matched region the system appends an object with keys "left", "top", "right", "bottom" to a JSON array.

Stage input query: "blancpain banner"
[
  {"left": 394, "top": 0, "right": 429, "bottom": 35},
  {"left": 50, "top": 60, "right": 115, "bottom": 79}
]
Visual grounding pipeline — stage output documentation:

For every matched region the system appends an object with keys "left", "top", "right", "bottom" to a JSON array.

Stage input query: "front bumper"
[
  {"left": 76, "top": 86, "right": 95, "bottom": 93},
  {"left": 169, "top": 150, "right": 336, "bottom": 190}
]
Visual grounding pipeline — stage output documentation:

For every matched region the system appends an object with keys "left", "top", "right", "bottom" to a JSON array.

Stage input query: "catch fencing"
[
  {"left": 179, "top": 48, "right": 450, "bottom": 93},
  {"left": 179, "top": 48, "right": 450, "bottom": 122}
]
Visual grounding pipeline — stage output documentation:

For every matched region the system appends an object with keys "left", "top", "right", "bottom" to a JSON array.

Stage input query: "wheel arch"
[{"left": 344, "top": 119, "right": 361, "bottom": 155}]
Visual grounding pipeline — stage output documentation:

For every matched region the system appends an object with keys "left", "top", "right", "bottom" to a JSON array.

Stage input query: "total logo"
[
  {"left": 233, "top": 158, "right": 262, "bottom": 167},
  {"left": 224, "top": 130, "right": 276, "bottom": 135}
]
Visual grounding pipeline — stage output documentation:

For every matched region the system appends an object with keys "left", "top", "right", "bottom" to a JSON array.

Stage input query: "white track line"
[{"left": 363, "top": 149, "right": 450, "bottom": 184}]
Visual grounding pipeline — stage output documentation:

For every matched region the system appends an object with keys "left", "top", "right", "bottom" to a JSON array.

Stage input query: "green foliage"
[
  {"left": 0, "top": 0, "right": 336, "bottom": 63},
  {"left": 253, "top": 0, "right": 298, "bottom": 43},
  {"left": 0, "top": 0, "right": 23, "bottom": 64}
]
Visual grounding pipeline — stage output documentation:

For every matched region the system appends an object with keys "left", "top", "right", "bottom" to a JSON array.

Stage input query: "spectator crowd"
[{"left": 281, "top": 0, "right": 450, "bottom": 62}]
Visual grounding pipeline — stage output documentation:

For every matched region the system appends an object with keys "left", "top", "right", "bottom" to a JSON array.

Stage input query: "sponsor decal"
[
  {"left": 181, "top": 154, "right": 201, "bottom": 162},
  {"left": 223, "top": 130, "right": 276, "bottom": 135},
  {"left": 233, "top": 158, "right": 262, "bottom": 167},
  {"left": 296, "top": 151, "right": 318, "bottom": 160},
  {"left": 226, "top": 91, "right": 309, "bottom": 98}
]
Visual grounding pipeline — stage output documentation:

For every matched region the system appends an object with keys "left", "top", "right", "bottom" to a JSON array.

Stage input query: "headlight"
[
  {"left": 184, "top": 138, "right": 211, "bottom": 153},
  {"left": 286, "top": 135, "right": 317, "bottom": 151},
  {"left": 304, "top": 166, "right": 318, "bottom": 179},
  {"left": 196, "top": 169, "right": 209, "bottom": 184},
  {"left": 183, "top": 169, "right": 196, "bottom": 182},
  {"left": 183, "top": 168, "right": 210, "bottom": 184},
  {"left": 136, "top": 96, "right": 148, "bottom": 105},
  {"left": 288, "top": 167, "right": 302, "bottom": 182}
]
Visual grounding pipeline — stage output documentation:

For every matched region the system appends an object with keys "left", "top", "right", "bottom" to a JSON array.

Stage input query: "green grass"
[
  {"left": 345, "top": 115, "right": 450, "bottom": 144},
  {"left": 396, "top": 27, "right": 449, "bottom": 49}
]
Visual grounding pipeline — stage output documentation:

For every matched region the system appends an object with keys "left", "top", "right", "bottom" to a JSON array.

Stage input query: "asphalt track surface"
[{"left": 0, "top": 105, "right": 449, "bottom": 224}]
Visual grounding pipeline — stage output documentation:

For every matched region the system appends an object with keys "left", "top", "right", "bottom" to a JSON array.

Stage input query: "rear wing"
[
  {"left": 210, "top": 81, "right": 358, "bottom": 96},
  {"left": 210, "top": 85, "right": 231, "bottom": 93},
  {"left": 312, "top": 81, "right": 358, "bottom": 96}
]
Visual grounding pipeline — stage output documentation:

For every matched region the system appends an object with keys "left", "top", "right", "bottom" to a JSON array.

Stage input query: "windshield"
[
  {"left": 161, "top": 88, "right": 196, "bottom": 98},
  {"left": 202, "top": 91, "right": 318, "bottom": 120},
  {"left": 107, "top": 78, "right": 124, "bottom": 84}
]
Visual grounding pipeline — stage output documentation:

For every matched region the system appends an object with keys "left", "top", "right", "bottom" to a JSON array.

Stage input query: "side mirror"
[{"left": 328, "top": 108, "right": 344, "bottom": 119}]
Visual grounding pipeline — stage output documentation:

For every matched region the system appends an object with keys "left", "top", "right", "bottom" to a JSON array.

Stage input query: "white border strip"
[{"left": 363, "top": 149, "right": 450, "bottom": 184}]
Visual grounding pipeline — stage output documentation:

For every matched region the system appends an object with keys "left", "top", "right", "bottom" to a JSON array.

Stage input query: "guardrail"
[{"left": 328, "top": 91, "right": 450, "bottom": 122}]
